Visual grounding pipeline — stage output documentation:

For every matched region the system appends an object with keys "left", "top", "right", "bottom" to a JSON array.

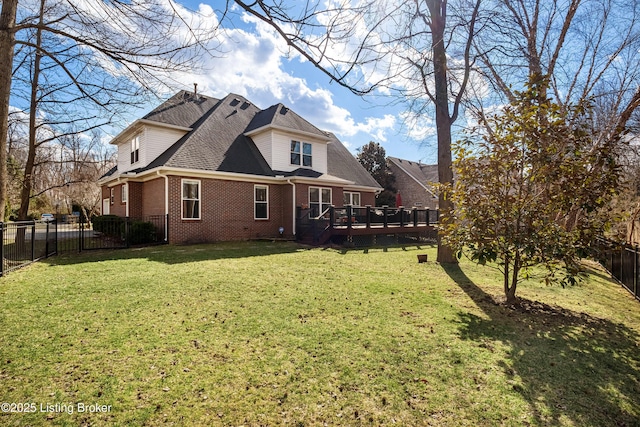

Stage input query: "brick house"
[
  {"left": 387, "top": 157, "right": 439, "bottom": 210},
  {"left": 98, "top": 91, "right": 382, "bottom": 244}
]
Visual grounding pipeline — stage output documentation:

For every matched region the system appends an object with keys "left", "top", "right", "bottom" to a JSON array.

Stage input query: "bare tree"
[
  {"left": 475, "top": 0, "right": 640, "bottom": 138},
  {"left": 473, "top": 0, "right": 640, "bottom": 243},
  {"left": 232, "top": 0, "right": 484, "bottom": 263},
  {"left": 0, "top": 0, "right": 223, "bottom": 219}
]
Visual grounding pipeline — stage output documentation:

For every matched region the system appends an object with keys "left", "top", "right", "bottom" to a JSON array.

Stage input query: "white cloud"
[{"left": 166, "top": 7, "right": 398, "bottom": 145}]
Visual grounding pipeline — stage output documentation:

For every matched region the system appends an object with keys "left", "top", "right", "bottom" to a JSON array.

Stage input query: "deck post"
[
  {"left": 400, "top": 207, "right": 405, "bottom": 227},
  {"left": 426, "top": 208, "right": 431, "bottom": 226},
  {"left": 347, "top": 205, "right": 353, "bottom": 230},
  {"left": 329, "top": 206, "right": 335, "bottom": 228},
  {"left": 383, "top": 206, "right": 388, "bottom": 228},
  {"left": 413, "top": 208, "right": 418, "bottom": 227},
  {"left": 365, "top": 206, "right": 371, "bottom": 228}
]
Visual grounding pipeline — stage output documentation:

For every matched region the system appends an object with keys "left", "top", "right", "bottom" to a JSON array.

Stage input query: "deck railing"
[{"left": 296, "top": 205, "right": 438, "bottom": 245}]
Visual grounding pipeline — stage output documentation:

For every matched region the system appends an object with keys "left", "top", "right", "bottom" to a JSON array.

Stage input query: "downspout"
[
  {"left": 156, "top": 171, "right": 169, "bottom": 242},
  {"left": 287, "top": 178, "right": 296, "bottom": 236}
]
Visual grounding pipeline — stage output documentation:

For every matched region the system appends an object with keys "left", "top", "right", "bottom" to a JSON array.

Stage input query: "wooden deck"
[{"left": 296, "top": 206, "right": 438, "bottom": 245}]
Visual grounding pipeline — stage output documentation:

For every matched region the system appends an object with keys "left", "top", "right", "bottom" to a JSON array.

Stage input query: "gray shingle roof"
[
  {"left": 327, "top": 133, "right": 382, "bottom": 188},
  {"left": 388, "top": 156, "right": 438, "bottom": 186},
  {"left": 143, "top": 90, "right": 220, "bottom": 128},
  {"left": 115, "top": 91, "right": 381, "bottom": 189},
  {"left": 246, "top": 103, "right": 328, "bottom": 139}
]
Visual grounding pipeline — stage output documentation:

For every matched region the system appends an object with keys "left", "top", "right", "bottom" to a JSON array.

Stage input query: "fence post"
[
  {"left": 0, "top": 222, "right": 4, "bottom": 277},
  {"left": 45, "top": 221, "right": 50, "bottom": 258},
  {"left": 79, "top": 216, "right": 84, "bottom": 252},
  {"left": 165, "top": 214, "right": 169, "bottom": 243},
  {"left": 633, "top": 245, "right": 638, "bottom": 296},
  {"left": 126, "top": 217, "right": 131, "bottom": 249},
  {"left": 31, "top": 222, "right": 36, "bottom": 261}
]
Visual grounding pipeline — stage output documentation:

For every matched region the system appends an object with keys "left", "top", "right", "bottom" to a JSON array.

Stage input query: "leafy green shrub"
[
  {"left": 128, "top": 221, "right": 157, "bottom": 245},
  {"left": 92, "top": 215, "right": 125, "bottom": 237}
]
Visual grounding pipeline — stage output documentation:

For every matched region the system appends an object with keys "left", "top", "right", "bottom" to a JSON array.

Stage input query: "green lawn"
[{"left": 1, "top": 242, "right": 639, "bottom": 426}]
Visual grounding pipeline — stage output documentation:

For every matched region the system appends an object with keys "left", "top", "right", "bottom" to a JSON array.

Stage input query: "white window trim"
[
  {"left": 181, "top": 179, "right": 201, "bottom": 220},
  {"left": 343, "top": 191, "right": 361, "bottom": 206},
  {"left": 254, "top": 185, "right": 269, "bottom": 220},
  {"left": 131, "top": 136, "right": 140, "bottom": 165},
  {"left": 110, "top": 188, "right": 114, "bottom": 205},
  {"left": 309, "top": 186, "right": 332, "bottom": 215},
  {"left": 121, "top": 183, "right": 128, "bottom": 203},
  {"left": 291, "top": 140, "right": 312, "bottom": 168}
]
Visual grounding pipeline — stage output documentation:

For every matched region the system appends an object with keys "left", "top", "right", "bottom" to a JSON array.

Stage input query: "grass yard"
[{"left": 1, "top": 242, "right": 639, "bottom": 426}]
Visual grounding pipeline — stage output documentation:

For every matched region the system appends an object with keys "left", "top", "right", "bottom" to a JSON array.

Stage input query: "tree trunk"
[
  {"left": 0, "top": 0, "right": 18, "bottom": 221},
  {"left": 427, "top": 0, "right": 457, "bottom": 264},
  {"left": 505, "top": 251, "right": 520, "bottom": 305}
]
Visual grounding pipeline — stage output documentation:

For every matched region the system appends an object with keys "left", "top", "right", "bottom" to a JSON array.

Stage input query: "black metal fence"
[
  {"left": 1, "top": 215, "right": 168, "bottom": 277},
  {"left": 596, "top": 238, "right": 640, "bottom": 301},
  {"left": 1, "top": 220, "right": 57, "bottom": 277}
]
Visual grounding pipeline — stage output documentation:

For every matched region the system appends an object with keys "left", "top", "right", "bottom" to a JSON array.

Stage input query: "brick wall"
[
  {"left": 102, "top": 177, "right": 378, "bottom": 243},
  {"left": 141, "top": 178, "right": 165, "bottom": 217},
  {"left": 389, "top": 163, "right": 438, "bottom": 210},
  {"left": 167, "top": 176, "right": 290, "bottom": 244}
]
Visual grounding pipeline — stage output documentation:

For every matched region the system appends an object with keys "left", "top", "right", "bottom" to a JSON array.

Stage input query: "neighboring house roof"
[
  {"left": 104, "top": 91, "right": 381, "bottom": 190},
  {"left": 388, "top": 156, "right": 438, "bottom": 196}
]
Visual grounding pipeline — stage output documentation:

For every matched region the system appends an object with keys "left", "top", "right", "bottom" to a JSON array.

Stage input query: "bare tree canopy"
[{"left": 1, "top": 0, "right": 224, "bottom": 219}]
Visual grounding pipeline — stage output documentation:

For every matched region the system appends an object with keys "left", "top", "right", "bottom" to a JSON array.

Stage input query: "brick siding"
[{"left": 389, "top": 163, "right": 438, "bottom": 210}]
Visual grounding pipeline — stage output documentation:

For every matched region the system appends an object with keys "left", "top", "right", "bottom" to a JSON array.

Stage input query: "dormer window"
[
  {"left": 291, "top": 140, "right": 312, "bottom": 167},
  {"left": 130, "top": 136, "right": 140, "bottom": 164}
]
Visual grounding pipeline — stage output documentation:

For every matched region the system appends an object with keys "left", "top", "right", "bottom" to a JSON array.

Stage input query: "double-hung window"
[
  {"left": 309, "top": 187, "right": 332, "bottom": 217},
  {"left": 182, "top": 179, "right": 200, "bottom": 220},
  {"left": 110, "top": 188, "right": 114, "bottom": 205},
  {"left": 291, "top": 141, "right": 312, "bottom": 167},
  {"left": 131, "top": 136, "right": 140, "bottom": 164},
  {"left": 343, "top": 192, "right": 360, "bottom": 206},
  {"left": 121, "top": 184, "right": 128, "bottom": 203},
  {"left": 254, "top": 185, "right": 269, "bottom": 220}
]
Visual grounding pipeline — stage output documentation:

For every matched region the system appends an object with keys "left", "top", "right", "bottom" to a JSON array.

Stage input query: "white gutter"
[{"left": 156, "top": 171, "right": 170, "bottom": 242}]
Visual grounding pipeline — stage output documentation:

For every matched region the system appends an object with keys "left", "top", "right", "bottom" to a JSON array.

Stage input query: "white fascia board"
[
  {"left": 121, "top": 166, "right": 284, "bottom": 185},
  {"left": 109, "top": 119, "right": 192, "bottom": 145},
  {"left": 244, "top": 124, "right": 332, "bottom": 143}
]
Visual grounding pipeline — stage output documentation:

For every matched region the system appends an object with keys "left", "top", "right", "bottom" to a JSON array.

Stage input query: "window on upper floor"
[
  {"left": 291, "top": 140, "right": 312, "bottom": 167},
  {"left": 131, "top": 136, "right": 140, "bottom": 164},
  {"left": 182, "top": 179, "right": 200, "bottom": 220}
]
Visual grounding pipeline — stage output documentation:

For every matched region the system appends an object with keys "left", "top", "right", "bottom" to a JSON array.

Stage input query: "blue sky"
[{"left": 161, "top": 1, "right": 439, "bottom": 163}]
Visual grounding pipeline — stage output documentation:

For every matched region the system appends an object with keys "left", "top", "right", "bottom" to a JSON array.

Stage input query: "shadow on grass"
[
  {"left": 442, "top": 263, "right": 640, "bottom": 427},
  {"left": 41, "top": 241, "right": 304, "bottom": 267}
]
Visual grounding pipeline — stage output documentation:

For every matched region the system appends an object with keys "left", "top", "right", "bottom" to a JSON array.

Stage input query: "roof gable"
[{"left": 246, "top": 103, "right": 330, "bottom": 141}]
